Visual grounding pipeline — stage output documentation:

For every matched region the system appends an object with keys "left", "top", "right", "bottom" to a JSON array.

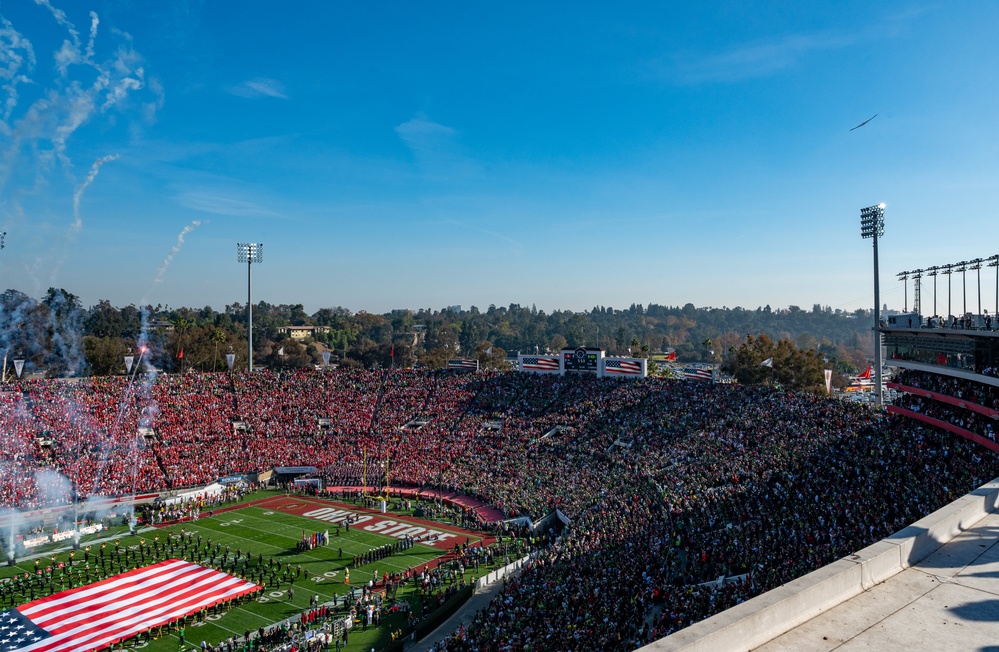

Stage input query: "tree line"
[{"left": 1, "top": 288, "right": 876, "bottom": 387}]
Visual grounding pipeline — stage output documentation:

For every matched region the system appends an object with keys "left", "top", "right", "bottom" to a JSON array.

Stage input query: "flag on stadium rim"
[
  {"left": 604, "top": 359, "right": 642, "bottom": 375},
  {"left": 521, "top": 357, "right": 559, "bottom": 371},
  {"left": 760, "top": 357, "right": 773, "bottom": 368},
  {"left": 0, "top": 559, "right": 259, "bottom": 652},
  {"left": 682, "top": 367, "right": 713, "bottom": 382}
]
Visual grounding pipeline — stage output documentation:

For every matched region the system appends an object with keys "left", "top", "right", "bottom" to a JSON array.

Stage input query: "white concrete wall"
[{"left": 473, "top": 555, "right": 529, "bottom": 592}]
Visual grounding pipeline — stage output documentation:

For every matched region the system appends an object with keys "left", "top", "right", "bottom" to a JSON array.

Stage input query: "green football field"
[{"left": 1, "top": 491, "right": 500, "bottom": 652}]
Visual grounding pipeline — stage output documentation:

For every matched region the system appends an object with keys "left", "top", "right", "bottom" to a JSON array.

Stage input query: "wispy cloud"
[
  {"left": 33, "top": 0, "right": 79, "bottom": 46},
  {"left": 2, "top": 4, "right": 152, "bottom": 176},
  {"left": 435, "top": 218, "right": 525, "bottom": 257},
  {"left": 395, "top": 113, "right": 481, "bottom": 182},
  {"left": 661, "top": 31, "right": 855, "bottom": 84},
  {"left": 176, "top": 190, "right": 283, "bottom": 218},
  {"left": 396, "top": 116, "right": 456, "bottom": 153},
  {"left": 228, "top": 77, "right": 287, "bottom": 99},
  {"left": 0, "top": 17, "right": 36, "bottom": 129}
]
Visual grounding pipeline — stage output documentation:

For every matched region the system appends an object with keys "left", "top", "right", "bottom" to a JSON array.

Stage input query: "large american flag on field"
[
  {"left": 0, "top": 559, "right": 259, "bottom": 652},
  {"left": 604, "top": 359, "right": 643, "bottom": 375},
  {"left": 521, "top": 357, "right": 559, "bottom": 371}
]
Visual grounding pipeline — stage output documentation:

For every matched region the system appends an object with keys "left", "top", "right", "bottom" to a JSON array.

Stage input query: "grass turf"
[{"left": 1, "top": 490, "right": 502, "bottom": 652}]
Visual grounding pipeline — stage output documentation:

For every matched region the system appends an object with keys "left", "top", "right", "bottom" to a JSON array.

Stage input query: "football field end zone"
[
  {"left": 638, "top": 475, "right": 999, "bottom": 652},
  {"left": 143, "top": 493, "right": 494, "bottom": 576},
  {"left": 262, "top": 495, "right": 495, "bottom": 551}
]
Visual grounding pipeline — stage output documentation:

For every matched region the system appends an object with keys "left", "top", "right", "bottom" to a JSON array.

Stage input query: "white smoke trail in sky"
[
  {"left": 0, "top": 6, "right": 164, "bottom": 529},
  {"left": 84, "top": 11, "right": 98, "bottom": 62},
  {"left": 144, "top": 220, "right": 204, "bottom": 301},
  {"left": 41, "top": 153, "right": 119, "bottom": 287},
  {"left": 71, "top": 154, "right": 119, "bottom": 235}
]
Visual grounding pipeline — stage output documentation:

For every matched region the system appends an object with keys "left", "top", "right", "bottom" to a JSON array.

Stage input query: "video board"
[{"left": 562, "top": 347, "right": 600, "bottom": 373}]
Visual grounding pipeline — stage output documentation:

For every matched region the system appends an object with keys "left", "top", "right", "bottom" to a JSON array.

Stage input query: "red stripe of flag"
[{"left": 14, "top": 559, "right": 259, "bottom": 652}]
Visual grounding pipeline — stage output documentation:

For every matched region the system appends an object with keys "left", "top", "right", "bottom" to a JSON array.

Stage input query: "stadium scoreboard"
[{"left": 562, "top": 347, "right": 601, "bottom": 373}]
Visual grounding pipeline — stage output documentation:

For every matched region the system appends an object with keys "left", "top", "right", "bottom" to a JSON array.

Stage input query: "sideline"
[{"left": 405, "top": 556, "right": 529, "bottom": 652}]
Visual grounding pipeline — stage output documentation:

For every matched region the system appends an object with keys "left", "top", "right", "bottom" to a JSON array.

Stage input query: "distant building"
[{"left": 277, "top": 325, "right": 331, "bottom": 340}]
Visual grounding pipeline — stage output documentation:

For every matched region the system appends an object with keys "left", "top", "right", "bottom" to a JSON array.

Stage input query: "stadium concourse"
[{"left": 3, "top": 369, "right": 999, "bottom": 651}]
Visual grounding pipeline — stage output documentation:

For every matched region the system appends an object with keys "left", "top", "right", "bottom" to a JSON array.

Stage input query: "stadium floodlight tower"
[
  {"left": 237, "top": 243, "right": 263, "bottom": 372},
  {"left": 897, "top": 271, "right": 909, "bottom": 312},
  {"left": 990, "top": 255, "right": 999, "bottom": 319},
  {"left": 860, "top": 203, "right": 886, "bottom": 407}
]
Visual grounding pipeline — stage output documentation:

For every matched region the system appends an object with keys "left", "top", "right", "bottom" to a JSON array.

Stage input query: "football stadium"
[
  {"left": 3, "top": 3, "right": 999, "bottom": 652},
  {"left": 3, "top": 307, "right": 999, "bottom": 652}
]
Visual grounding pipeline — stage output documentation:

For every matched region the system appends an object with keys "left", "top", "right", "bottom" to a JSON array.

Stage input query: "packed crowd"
[
  {"left": 3, "top": 368, "right": 999, "bottom": 651},
  {"left": 890, "top": 369, "right": 999, "bottom": 442},
  {"left": 893, "top": 369, "right": 999, "bottom": 410},
  {"left": 424, "top": 380, "right": 999, "bottom": 651}
]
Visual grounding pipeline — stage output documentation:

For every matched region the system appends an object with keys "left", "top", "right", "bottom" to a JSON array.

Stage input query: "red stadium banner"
[{"left": 0, "top": 559, "right": 259, "bottom": 652}]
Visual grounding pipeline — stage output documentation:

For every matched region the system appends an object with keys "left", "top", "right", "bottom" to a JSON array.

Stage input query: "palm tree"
[{"left": 211, "top": 328, "right": 227, "bottom": 372}]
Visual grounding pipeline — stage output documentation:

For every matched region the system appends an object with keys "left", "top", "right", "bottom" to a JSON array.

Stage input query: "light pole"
[
  {"left": 897, "top": 271, "right": 909, "bottom": 313},
  {"left": 989, "top": 255, "right": 999, "bottom": 322},
  {"left": 971, "top": 258, "right": 983, "bottom": 319},
  {"left": 237, "top": 243, "right": 263, "bottom": 372},
  {"left": 944, "top": 264, "right": 954, "bottom": 321},
  {"left": 860, "top": 203, "right": 885, "bottom": 407},
  {"left": 927, "top": 266, "right": 939, "bottom": 318},
  {"left": 957, "top": 261, "right": 968, "bottom": 319}
]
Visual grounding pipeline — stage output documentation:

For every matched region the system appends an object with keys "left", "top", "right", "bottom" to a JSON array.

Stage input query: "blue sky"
[{"left": 1, "top": 1, "right": 998, "bottom": 315}]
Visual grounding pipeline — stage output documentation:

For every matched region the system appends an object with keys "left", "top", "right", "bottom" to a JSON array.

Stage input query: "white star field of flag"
[
  {"left": 0, "top": 611, "right": 48, "bottom": 652},
  {"left": 0, "top": 559, "right": 259, "bottom": 652}
]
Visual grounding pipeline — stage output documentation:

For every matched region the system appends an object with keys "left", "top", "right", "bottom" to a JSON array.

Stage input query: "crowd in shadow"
[{"left": 3, "top": 369, "right": 999, "bottom": 650}]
